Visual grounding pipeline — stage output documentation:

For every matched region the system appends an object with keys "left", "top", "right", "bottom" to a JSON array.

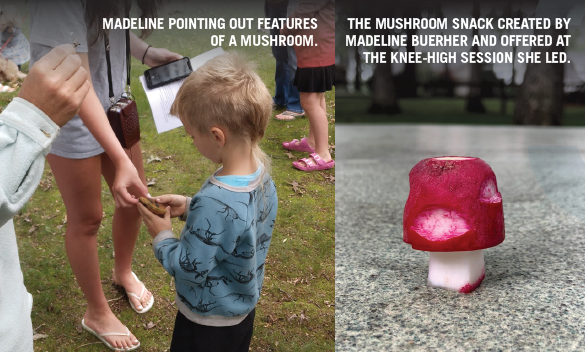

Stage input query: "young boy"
[{"left": 137, "top": 52, "right": 278, "bottom": 351}]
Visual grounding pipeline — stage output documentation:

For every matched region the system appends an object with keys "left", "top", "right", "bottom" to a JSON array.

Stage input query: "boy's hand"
[
  {"left": 137, "top": 203, "right": 171, "bottom": 238},
  {"left": 152, "top": 194, "right": 188, "bottom": 218}
]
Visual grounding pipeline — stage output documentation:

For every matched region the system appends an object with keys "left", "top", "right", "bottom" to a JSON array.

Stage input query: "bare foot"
[
  {"left": 83, "top": 311, "right": 139, "bottom": 350},
  {"left": 113, "top": 270, "right": 153, "bottom": 312}
]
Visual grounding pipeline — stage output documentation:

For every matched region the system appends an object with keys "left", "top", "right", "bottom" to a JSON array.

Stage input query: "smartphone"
[{"left": 144, "top": 57, "right": 192, "bottom": 89}]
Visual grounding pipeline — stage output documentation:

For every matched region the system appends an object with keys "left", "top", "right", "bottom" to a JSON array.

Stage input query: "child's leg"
[
  {"left": 310, "top": 93, "right": 327, "bottom": 148},
  {"left": 170, "top": 309, "right": 256, "bottom": 352},
  {"left": 300, "top": 92, "right": 332, "bottom": 162},
  {"left": 100, "top": 142, "right": 152, "bottom": 311},
  {"left": 169, "top": 311, "right": 195, "bottom": 351}
]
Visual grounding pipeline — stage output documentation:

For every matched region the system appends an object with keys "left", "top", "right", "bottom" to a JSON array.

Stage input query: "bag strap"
[
  {"left": 104, "top": 31, "right": 115, "bottom": 103},
  {"left": 104, "top": 4, "right": 132, "bottom": 104},
  {"left": 125, "top": 18, "right": 131, "bottom": 94}
]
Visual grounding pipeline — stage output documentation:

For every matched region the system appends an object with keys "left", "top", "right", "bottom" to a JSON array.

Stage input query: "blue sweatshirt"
[{"left": 153, "top": 167, "right": 278, "bottom": 326}]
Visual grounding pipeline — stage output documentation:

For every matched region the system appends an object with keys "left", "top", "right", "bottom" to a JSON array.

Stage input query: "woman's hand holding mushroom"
[{"left": 111, "top": 159, "right": 149, "bottom": 208}]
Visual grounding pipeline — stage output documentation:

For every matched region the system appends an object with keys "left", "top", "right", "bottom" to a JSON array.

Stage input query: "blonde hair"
[{"left": 171, "top": 51, "right": 273, "bottom": 174}]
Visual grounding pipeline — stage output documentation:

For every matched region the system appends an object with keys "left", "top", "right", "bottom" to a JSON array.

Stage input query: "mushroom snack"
[
  {"left": 403, "top": 157, "right": 505, "bottom": 293},
  {"left": 139, "top": 197, "right": 167, "bottom": 217}
]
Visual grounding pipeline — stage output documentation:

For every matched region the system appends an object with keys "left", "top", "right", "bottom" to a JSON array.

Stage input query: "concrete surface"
[{"left": 335, "top": 124, "right": 585, "bottom": 351}]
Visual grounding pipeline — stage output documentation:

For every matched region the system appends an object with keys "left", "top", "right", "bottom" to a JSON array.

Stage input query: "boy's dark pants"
[{"left": 170, "top": 309, "right": 255, "bottom": 351}]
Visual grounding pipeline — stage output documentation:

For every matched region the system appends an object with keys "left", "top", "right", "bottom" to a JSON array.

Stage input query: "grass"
[
  {"left": 336, "top": 94, "right": 585, "bottom": 126},
  {"left": 8, "top": 2, "right": 334, "bottom": 351}
]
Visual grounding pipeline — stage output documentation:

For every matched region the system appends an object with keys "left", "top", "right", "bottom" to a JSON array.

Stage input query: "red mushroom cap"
[{"left": 403, "top": 157, "right": 505, "bottom": 252}]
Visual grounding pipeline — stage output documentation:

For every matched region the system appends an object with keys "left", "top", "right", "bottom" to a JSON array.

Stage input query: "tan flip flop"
[
  {"left": 275, "top": 110, "right": 305, "bottom": 121},
  {"left": 81, "top": 318, "right": 140, "bottom": 351},
  {"left": 114, "top": 271, "right": 154, "bottom": 314}
]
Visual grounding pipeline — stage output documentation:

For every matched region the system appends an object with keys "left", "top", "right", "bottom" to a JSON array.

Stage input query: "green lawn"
[
  {"left": 336, "top": 94, "right": 585, "bottom": 125},
  {"left": 9, "top": 2, "right": 334, "bottom": 351}
]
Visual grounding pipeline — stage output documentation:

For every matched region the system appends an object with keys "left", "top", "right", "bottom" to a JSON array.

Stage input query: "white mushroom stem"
[{"left": 427, "top": 250, "right": 485, "bottom": 293}]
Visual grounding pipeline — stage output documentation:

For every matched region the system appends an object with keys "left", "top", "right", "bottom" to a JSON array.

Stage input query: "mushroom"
[{"left": 403, "top": 157, "right": 504, "bottom": 293}]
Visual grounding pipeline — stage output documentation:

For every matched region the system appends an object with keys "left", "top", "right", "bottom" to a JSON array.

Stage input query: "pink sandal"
[
  {"left": 282, "top": 137, "right": 315, "bottom": 153},
  {"left": 293, "top": 153, "right": 335, "bottom": 171}
]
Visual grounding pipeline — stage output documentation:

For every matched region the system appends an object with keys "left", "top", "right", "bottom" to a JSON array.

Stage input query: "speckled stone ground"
[{"left": 336, "top": 125, "right": 585, "bottom": 351}]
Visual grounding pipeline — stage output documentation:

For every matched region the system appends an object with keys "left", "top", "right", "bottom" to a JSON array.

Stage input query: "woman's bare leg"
[
  {"left": 47, "top": 154, "right": 138, "bottom": 350},
  {"left": 301, "top": 92, "right": 332, "bottom": 162},
  {"left": 101, "top": 142, "right": 152, "bottom": 311}
]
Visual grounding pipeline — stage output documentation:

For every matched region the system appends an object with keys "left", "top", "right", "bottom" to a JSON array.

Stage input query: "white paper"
[{"left": 140, "top": 47, "right": 225, "bottom": 133}]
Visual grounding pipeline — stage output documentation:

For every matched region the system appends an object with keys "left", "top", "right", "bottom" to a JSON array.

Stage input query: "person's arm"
[
  {"left": 138, "top": 195, "right": 242, "bottom": 286},
  {"left": 28, "top": 2, "right": 144, "bottom": 205},
  {"left": 75, "top": 53, "right": 148, "bottom": 206},
  {"left": 129, "top": 31, "right": 182, "bottom": 67},
  {"left": 289, "top": 0, "right": 329, "bottom": 18},
  {"left": 0, "top": 45, "right": 89, "bottom": 227},
  {"left": 0, "top": 100, "right": 58, "bottom": 228},
  {"left": 281, "top": 0, "right": 329, "bottom": 36}
]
